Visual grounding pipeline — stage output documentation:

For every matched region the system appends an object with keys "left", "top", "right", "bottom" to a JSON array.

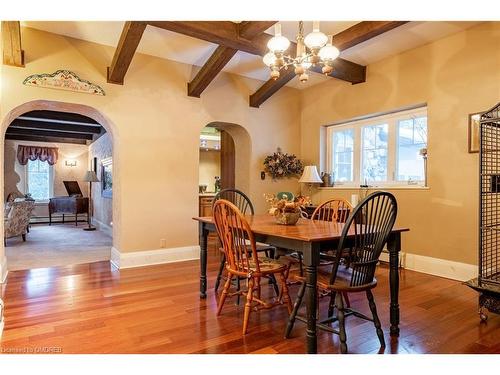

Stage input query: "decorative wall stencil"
[{"left": 23, "top": 70, "right": 105, "bottom": 96}]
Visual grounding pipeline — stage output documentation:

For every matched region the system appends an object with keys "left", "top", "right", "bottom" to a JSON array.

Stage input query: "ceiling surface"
[{"left": 22, "top": 21, "right": 481, "bottom": 89}]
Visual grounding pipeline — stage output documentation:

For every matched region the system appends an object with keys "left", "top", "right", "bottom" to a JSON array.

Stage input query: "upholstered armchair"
[{"left": 4, "top": 200, "right": 35, "bottom": 243}]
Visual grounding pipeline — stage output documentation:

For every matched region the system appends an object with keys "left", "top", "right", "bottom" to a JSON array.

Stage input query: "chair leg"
[
  {"left": 335, "top": 292, "right": 348, "bottom": 354},
  {"left": 366, "top": 289, "right": 385, "bottom": 348},
  {"left": 285, "top": 281, "right": 306, "bottom": 338},
  {"left": 256, "top": 277, "right": 261, "bottom": 300},
  {"left": 342, "top": 292, "right": 351, "bottom": 309},
  {"left": 278, "top": 272, "right": 292, "bottom": 313},
  {"left": 328, "top": 291, "right": 337, "bottom": 318},
  {"left": 268, "top": 274, "right": 280, "bottom": 297},
  {"left": 22, "top": 233, "right": 26, "bottom": 242},
  {"left": 75, "top": 213, "right": 78, "bottom": 226},
  {"left": 217, "top": 273, "right": 232, "bottom": 316},
  {"left": 214, "top": 253, "right": 226, "bottom": 293},
  {"left": 242, "top": 277, "right": 255, "bottom": 335},
  {"left": 236, "top": 277, "right": 241, "bottom": 306}
]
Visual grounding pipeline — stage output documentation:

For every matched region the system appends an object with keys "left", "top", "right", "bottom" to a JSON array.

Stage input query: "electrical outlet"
[{"left": 160, "top": 239, "right": 166, "bottom": 248}]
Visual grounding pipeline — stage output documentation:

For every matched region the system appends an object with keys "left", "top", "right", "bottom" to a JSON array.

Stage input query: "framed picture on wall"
[
  {"left": 468, "top": 112, "right": 482, "bottom": 153},
  {"left": 101, "top": 157, "right": 112, "bottom": 198}
]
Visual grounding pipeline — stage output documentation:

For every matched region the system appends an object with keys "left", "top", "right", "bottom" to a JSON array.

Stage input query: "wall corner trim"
[
  {"left": 380, "top": 251, "right": 477, "bottom": 282},
  {"left": 0, "top": 256, "right": 8, "bottom": 284},
  {"left": 111, "top": 245, "right": 200, "bottom": 269}
]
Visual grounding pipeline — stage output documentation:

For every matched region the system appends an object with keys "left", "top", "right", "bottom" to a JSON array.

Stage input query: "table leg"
[
  {"left": 387, "top": 232, "right": 401, "bottom": 336},
  {"left": 303, "top": 242, "right": 320, "bottom": 354},
  {"left": 199, "top": 222, "right": 209, "bottom": 299}
]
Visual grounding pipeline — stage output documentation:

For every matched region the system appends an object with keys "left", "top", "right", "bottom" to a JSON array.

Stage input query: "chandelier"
[{"left": 263, "top": 21, "right": 340, "bottom": 83}]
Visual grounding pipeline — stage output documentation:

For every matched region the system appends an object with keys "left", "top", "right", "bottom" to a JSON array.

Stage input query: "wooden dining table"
[{"left": 193, "top": 214, "right": 409, "bottom": 354}]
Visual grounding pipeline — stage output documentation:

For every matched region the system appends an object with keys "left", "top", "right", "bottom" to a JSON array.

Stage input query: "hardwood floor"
[{"left": 1, "top": 240, "right": 499, "bottom": 354}]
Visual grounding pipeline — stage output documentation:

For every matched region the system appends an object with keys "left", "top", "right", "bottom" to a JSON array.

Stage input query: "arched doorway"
[
  {"left": 197, "top": 122, "right": 251, "bottom": 216},
  {"left": 1, "top": 100, "right": 117, "bottom": 272}
]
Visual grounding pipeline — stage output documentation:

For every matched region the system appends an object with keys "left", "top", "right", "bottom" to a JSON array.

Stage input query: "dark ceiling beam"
[
  {"left": 2, "top": 21, "right": 24, "bottom": 67},
  {"left": 187, "top": 47, "right": 238, "bottom": 98},
  {"left": 237, "top": 21, "right": 275, "bottom": 39},
  {"left": 148, "top": 22, "right": 365, "bottom": 83},
  {"left": 249, "top": 21, "right": 409, "bottom": 108},
  {"left": 9, "top": 119, "right": 102, "bottom": 134},
  {"left": 187, "top": 21, "right": 276, "bottom": 98},
  {"left": 5, "top": 134, "right": 87, "bottom": 145},
  {"left": 249, "top": 69, "right": 295, "bottom": 109},
  {"left": 20, "top": 110, "right": 99, "bottom": 124},
  {"left": 107, "top": 21, "right": 147, "bottom": 85},
  {"left": 6, "top": 127, "right": 94, "bottom": 140},
  {"left": 147, "top": 21, "right": 263, "bottom": 55},
  {"left": 332, "top": 21, "right": 409, "bottom": 51}
]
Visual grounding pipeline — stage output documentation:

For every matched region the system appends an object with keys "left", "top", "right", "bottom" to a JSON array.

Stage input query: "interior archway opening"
[{"left": 2, "top": 101, "right": 115, "bottom": 271}]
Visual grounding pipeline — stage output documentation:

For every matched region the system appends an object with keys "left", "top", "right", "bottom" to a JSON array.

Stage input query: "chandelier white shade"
[
  {"left": 318, "top": 36, "right": 340, "bottom": 61},
  {"left": 262, "top": 21, "right": 340, "bottom": 82},
  {"left": 298, "top": 165, "right": 323, "bottom": 184},
  {"left": 304, "top": 22, "right": 328, "bottom": 50},
  {"left": 267, "top": 24, "right": 290, "bottom": 53}
]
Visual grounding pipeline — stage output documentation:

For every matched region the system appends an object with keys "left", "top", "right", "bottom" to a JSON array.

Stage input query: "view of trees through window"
[
  {"left": 27, "top": 159, "right": 50, "bottom": 200},
  {"left": 328, "top": 107, "right": 427, "bottom": 186}
]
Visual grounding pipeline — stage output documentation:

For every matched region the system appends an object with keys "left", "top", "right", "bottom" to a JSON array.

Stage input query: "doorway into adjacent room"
[
  {"left": 198, "top": 124, "right": 236, "bottom": 217},
  {"left": 2, "top": 105, "right": 114, "bottom": 271}
]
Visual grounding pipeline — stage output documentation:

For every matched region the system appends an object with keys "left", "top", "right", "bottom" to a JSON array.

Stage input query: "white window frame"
[
  {"left": 326, "top": 106, "right": 427, "bottom": 188},
  {"left": 24, "top": 159, "right": 54, "bottom": 201}
]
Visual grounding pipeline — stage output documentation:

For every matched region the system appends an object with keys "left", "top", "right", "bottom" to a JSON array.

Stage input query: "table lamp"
[
  {"left": 83, "top": 170, "right": 100, "bottom": 231},
  {"left": 299, "top": 165, "right": 323, "bottom": 203}
]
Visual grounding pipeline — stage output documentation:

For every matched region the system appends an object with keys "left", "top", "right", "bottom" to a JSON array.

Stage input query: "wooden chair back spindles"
[
  {"left": 332, "top": 191, "right": 398, "bottom": 288},
  {"left": 311, "top": 198, "right": 352, "bottom": 223},
  {"left": 212, "top": 188, "right": 278, "bottom": 297},
  {"left": 213, "top": 188, "right": 254, "bottom": 215},
  {"left": 212, "top": 199, "right": 260, "bottom": 275},
  {"left": 285, "top": 191, "right": 398, "bottom": 353},
  {"left": 213, "top": 199, "right": 292, "bottom": 334}
]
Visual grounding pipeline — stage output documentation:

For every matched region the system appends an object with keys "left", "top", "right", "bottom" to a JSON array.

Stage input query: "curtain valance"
[{"left": 17, "top": 145, "right": 58, "bottom": 166}]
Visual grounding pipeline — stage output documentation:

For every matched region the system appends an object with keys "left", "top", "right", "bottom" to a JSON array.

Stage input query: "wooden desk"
[{"left": 193, "top": 214, "right": 409, "bottom": 354}]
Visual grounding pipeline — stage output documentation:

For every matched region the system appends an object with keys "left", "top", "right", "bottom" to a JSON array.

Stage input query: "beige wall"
[
  {"left": 0, "top": 26, "right": 302, "bottom": 261},
  {"left": 88, "top": 133, "right": 112, "bottom": 233},
  {"left": 4, "top": 139, "right": 89, "bottom": 200},
  {"left": 199, "top": 150, "right": 220, "bottom": 192},
  {"left": 301, "top": 22, "right": 500, "bottom": 265}
]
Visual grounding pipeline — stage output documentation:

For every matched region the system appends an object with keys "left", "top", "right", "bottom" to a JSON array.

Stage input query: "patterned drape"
[{"left": 17, "top": 145, "right": 58, "bottom": 165}]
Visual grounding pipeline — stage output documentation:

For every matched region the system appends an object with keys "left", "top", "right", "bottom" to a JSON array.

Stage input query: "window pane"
[
  {"left": 413, "top": 117, "right": 427, "bottom": 144},
  {"left": 27, "top": 159, "right": 50, "bottom": 200},
  {"left": 332, "top": 129, "right": 354, "bottom": 182},
  {"left": 362, "top": 124, "right": 388, "bottom": 182},
  {"left": 397, "top": 117, "right": 428, "bottom": 181}
]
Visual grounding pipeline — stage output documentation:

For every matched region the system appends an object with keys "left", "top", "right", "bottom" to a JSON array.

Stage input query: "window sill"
[{"left": 318, "top": 186, "right": 430, "bottom": 191}]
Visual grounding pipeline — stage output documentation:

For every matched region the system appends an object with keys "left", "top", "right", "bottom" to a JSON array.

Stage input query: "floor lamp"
[{"left": 83, "top": 170, "right": 100, "bottom": 231}]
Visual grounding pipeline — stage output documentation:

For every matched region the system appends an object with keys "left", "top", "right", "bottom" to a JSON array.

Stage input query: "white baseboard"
[
  {"left": 380, "top": 251, "right": 477, "bottom": 281},
  {"left": 111, "top": 245, "right": 200, "bottom": 269},
  {"left": 0, "top": 299, "right": 4, "bottom": 340},
  {"left": 0, "top": 256, "right": 7, "bottom": 284}
]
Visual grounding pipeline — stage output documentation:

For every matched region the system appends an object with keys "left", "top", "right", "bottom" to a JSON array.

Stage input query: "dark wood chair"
[
  {"left": 285, "top": 198, "right": 353, "bottom": 277},
  {"left": 213, "top": 199, "right": 292, "bottom": 334},
  {"left": 213, "top": 188, "right": 279, "bottom": 300},
  {"left": 284, "top": 191, "right": 398, "bottom": 353}
]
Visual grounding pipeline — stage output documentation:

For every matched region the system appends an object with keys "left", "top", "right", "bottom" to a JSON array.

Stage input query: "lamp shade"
[
  {"left": 298, "top": 165, "right": 322, "bottom": 184},
  {"left": 83, "top": 170, "right": 100, "bottom": 183}
]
